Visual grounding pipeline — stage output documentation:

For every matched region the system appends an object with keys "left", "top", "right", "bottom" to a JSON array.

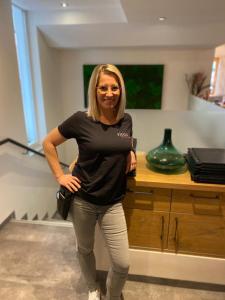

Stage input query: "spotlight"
[
  {"left": 61, "top": 2, "right": 68, "bottom": 8},
  {"left": 159, "top": 17, "right": 166, "bottom": 22}
]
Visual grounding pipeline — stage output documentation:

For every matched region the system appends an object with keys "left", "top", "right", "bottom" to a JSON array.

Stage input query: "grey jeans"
[{"left": 69, "top": 197, "right": 130, "bottom": 300}]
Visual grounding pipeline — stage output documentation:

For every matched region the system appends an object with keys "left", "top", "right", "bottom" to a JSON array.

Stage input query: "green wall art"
[{"left": 83, "top": 64, "right": 164, "bottom": 109}]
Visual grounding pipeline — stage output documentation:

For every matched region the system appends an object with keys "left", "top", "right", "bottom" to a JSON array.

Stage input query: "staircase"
[
  {"left": 0, "top": 138, "right": 109, "bottom": 300},
  {"left": 0, "top": 139, "right": 69, "bottom": 225}
]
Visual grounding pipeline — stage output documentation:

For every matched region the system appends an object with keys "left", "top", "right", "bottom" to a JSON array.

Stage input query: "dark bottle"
[{"left": 146, "top": 128, "right": 187, "bottom": 174}]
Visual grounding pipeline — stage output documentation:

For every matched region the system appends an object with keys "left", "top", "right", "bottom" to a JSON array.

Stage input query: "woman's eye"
[
  {"left": 112, "top": 86, "right": 119, "bottom": 91},
  {"left": 99, "top": 86, "right": 107, "bottom": 92},
  {"left": 97, "top": 85, "right": 120, "bottom": 93}
]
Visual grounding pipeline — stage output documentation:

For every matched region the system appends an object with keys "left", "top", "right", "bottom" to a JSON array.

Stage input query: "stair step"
[
  {"left": 11, "top": 219, "right": 73, "bottom": 228},
  {"left": 21, "top": 213, "right": 28, "bottom": 220},
  {"left": 51, "top": 211, "right": 73, "bottom": 222},
  {"left": 42, "top": 212, "right": 49, "bottom": 220},
  {"left": 32, "top": 214, "right": 38, "bottom": 220},
  {"left": 0, "top": 211, "right": 15, "bottom": 230}
]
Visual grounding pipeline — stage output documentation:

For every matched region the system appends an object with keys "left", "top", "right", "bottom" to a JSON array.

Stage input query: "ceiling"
[{"left": 12, "top": 0, "right": 225, "bottom": 49}]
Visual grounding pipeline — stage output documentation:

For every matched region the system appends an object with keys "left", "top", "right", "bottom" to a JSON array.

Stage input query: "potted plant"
[{"left": 185, "top": 72, "right": 210, "bottom": 99}]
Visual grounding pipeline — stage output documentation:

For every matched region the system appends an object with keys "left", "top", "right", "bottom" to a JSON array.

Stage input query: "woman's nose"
[{"left": 105, "top": 89, "right": 114, "bottom": 96}]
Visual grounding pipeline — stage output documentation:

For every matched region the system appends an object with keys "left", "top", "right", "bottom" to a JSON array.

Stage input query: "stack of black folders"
[{"left": 186, "top": 148, "right": 225, "bottom": 184}]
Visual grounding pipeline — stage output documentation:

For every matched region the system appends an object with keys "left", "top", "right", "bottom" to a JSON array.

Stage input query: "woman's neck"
[{"left": 99, "top": 109, "right": 117, "bottom": 125}]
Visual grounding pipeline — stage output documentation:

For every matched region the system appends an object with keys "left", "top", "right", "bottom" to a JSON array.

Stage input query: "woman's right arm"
[{"left": 42, "top": 128, "right": 81, "bottom": 193}]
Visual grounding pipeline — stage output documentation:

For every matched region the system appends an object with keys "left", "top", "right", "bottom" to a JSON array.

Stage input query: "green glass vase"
[{"left": 146, "top": 128, "right": 187, "bottom": 174}]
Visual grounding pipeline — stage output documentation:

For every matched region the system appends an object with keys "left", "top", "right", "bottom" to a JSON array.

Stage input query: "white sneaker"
[{"left": 88, "top": 289, "right": 100, "bottom": 300}]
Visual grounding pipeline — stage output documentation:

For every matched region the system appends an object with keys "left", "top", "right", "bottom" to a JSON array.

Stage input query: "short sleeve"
[
  {"left": 125, "top": 113, "right": 133, "bottom": 137},
  {"left": 125, "top": 113, "right": 136, "bottom": 152},
  {"left": 58, "top": 112, "right": 81, "bottom": 139}
]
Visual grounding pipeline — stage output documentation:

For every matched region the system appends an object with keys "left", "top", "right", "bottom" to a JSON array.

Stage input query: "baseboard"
[
  {"left": 96, "top": 270, "right": 225, "bottom": 292},
  {"left": 0, "top": 211, "right": 15, "bottom": 230},
  {"left": 94, "top": 225, "right": 225, "bottom": 286},
  {"left": 95, "top": 247, "right": 225, "bottom": 286}
]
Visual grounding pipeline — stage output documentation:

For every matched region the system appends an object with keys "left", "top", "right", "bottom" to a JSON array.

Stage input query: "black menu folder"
[
  {"left": 186, "top": 152, "right": 225, "bottom": 174},
  {"left": 186, "top": 148, "right": 225, "bottom": 184},
  {"left": 188, "top": 148, "right": 225, "bottom": 167}
]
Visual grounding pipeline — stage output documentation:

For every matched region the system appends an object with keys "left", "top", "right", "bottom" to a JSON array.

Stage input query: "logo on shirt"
[{"left": 117, "top": 131, "right": 130, "bottom": 138}]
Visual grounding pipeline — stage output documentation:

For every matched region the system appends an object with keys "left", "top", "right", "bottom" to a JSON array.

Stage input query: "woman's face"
[{"left": 96, "top": 72, "right": 121, "bottom": 112}]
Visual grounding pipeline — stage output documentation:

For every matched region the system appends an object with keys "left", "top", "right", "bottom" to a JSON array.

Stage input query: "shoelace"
[{"left": 88, "top": 289, "right": 100, "bottom": 300}]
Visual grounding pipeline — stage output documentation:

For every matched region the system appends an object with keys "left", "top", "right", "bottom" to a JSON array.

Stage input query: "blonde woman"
[{"left": 43, "top": 64, "right": 136, "bottom": 300}]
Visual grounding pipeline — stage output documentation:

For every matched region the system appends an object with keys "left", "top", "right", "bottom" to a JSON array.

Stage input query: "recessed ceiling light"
[
  {"left": 61, "top": 2, "right": 68, "bottom": 8},
  {"left": 159, "top": 17, "right": 166, "bottom": 22}
]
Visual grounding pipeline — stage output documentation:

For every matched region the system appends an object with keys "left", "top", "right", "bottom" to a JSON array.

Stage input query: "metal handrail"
[{"left": 0, "top": 138, "right": 69, "bottom": 168}]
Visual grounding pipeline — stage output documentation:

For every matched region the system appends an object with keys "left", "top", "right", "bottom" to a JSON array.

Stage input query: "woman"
[{"left": 43, "top": 64, "right": 136, "bottom": 300}]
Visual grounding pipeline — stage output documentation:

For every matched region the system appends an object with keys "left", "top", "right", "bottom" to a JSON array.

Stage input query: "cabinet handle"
[
  {"left": 190, "top": 193, "right": 219, "bottom": 200},
  {"left": 173, "top": 217, "right": 179, "bottom": 252},
  {"left": 160, "top": 216, "right": 165, "bottom": 241},
  {"left": 127, "top": 189, "right": 154, "bottom": 196}
]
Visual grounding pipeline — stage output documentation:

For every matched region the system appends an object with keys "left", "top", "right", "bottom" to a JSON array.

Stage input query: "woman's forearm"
[{"left": 43, "top": 140, "right": 64, "bottom": 181}]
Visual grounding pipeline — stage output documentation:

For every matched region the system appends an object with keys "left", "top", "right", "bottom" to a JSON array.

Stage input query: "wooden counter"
[{"left": 128, "top": 152, "right": 225, "bottom": 192}]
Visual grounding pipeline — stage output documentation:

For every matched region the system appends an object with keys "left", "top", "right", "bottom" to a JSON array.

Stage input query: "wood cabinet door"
[
  {"left": 168, "top": 213, "right": 225, "bottom": 258},
  {"left": 124, "top": 208, "right": 169, "bottom": 251}
]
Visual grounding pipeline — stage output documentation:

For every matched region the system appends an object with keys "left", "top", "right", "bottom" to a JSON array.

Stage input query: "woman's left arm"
[
  {"left": 126, "top": 150, "right": 137, "bottom": 174},
  {"left": 126, "top": 114, "right": 136, "bottom": 173}
]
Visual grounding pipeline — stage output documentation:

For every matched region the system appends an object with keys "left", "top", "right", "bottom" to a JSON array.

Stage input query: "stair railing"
[{"left": 0, "top": 138, "right": 69, "bottom": 168}]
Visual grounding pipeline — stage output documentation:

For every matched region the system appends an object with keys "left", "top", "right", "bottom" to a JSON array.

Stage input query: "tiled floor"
[{"left": 0, "top": 221, "right": 224, "bottom": 300}]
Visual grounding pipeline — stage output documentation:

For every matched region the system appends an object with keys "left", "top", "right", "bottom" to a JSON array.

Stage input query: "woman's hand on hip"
[
  {"left": 126, "top": 151, "right": 137, "bottom": 174},
  {"left": 57, "top": 174, "right": 81, "bottom": 193}
]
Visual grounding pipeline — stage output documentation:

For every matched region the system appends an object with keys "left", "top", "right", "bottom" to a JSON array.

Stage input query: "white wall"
[
  {"left": 0, "top": 0, "right": 26, "bottom": 142},
  {"left": 38, "top": 31, "right": 62, "bottom": 132},
  {"left": 38, "top": 31, "right": 67, "bottom": 160},
  {"left": 57, "top": 47, "right": 225, "bottom": 164},
  {"left": 0, "top": 143, "right": 58, "bottom": 224},
  {"left": 189, "top": 95, "right": 225, "bottom": 112},
  {"left": 60, "top": 47, "right": 214, "bottom": 112},
  {"left": 0, "top": 1, "right": 58, "bottom": 224}
]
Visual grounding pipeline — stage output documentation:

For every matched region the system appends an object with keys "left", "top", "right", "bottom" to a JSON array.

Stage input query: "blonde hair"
[{"left": 87, "top": 64, "right": 126, "bottom": 122}]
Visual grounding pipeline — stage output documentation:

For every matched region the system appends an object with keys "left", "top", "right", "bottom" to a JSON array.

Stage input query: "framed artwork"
[{"left": 83, "top": 64, "right": 164, "bottom": 109}]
